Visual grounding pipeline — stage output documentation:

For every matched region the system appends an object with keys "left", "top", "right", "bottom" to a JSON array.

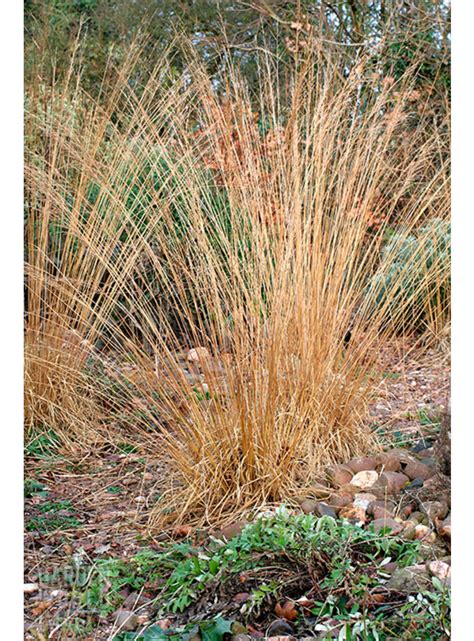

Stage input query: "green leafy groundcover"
[
  {"left": 115, "top": 617, "right": 233, "bottom": 641},
  {"left": 75, "top": 508, "right": 450, "bottom": 640}
]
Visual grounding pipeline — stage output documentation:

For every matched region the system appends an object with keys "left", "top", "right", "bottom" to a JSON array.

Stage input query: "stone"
[
  {"left": 404, "top": 460, "right": 434, "bottom": 481},
  {"left": 378, "top": 451, "right": 401, "bottom": 472},
  {"left": 266, "top": 619, "right": 295, "bottom": 636},
  {"left": 346, "top": 456, "right": 378, "bottom": 473},
  {"left": 371, "top": 517, "right": 404, "bottom": 535},
  {"left": 410, "top": 511, "right": 428, "bottom": 524},
  {"left": 327, "top": 493, "right": 353, "bottom": 512},
  {"left": 115, "top": 610, "right": 139, "bottom": 631},
  {"left": 421, "top": 500, "right": 449, "bottom": 523},
  {"left": 315, "top": 502, "right": 337, "bottom": 519},
  {"left": 372, "top": 505, "right": 394, "bottom": 521},
  {"left": 24, "top": 583, "right": 39, "bottom": 594},
  {"left": 338, "top": 483, "right": 359, "bottom": 497},
  {"left": 351, "top": 470, "right": 379, "bottom": 489},
  {"left": 339, "top": 504, "right": 367, "bottom": 523},
  {"left": 386, "top": 565, "right": 431, "bottom": 593},
  {"left": 439, "top": 513, "right": 451, "bottom": 540},
  {"left": 218, "top": 521, "right": 248, "bottom": 540},
  {"left": 401, "top": 520, "right": 418, "bottom": 540},
  {"left": 417, "top": 541, "right": 442, "bottom": 560},
  {"left": 427, "top": 560, "right": 451, "bottom": 584},
  {"left": 367, "top": 499, "right": 396, "bottom": 516},
  {"left": 305, "top": 482, "right": 333, "bottom": 499},
  {"left": 353, "top": 492, "right": 377, "bottom": 507},
  {"left": 379, "top": 471, "right": 409, "bottom": 494},
  {"left": 187, "top": 347, "right": 211, "bottom": 364},
  {"left": 122, "top": 592, "right": 149, "bottom": 610},
  {"left": 413, "top": 524, "right": 436, "bottom": 542},
  {"left": 300, "top": 499, "right": 318, "bottom": 514},
  {"left": 382, "top": 448, "right": 413, "bottom": 463},
  {"left": 327, "top": 464, "right": 354, "bottom": 487},
  {"left": 421, "top": 457, "right": 438, "bottom": 470}
]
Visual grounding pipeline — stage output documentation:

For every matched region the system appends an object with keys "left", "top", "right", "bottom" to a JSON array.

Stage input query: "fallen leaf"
[
  {"left": 370, "top": 593, "right": 386, "bottom": 604},
  {"left": 233, "top": 592, "right": 250, "bottom": 603},
  {"left": 173, "top": 524, "right": 192, "bottom": 537},
  {"left": 274, "top": 600, "right": 298, "bottom": 621},
  {"left": 32, "top": 601, "right": 51, "bottom": 616},
  {"left": 156, "top": 618, "right": 172, "bottom": 630}
]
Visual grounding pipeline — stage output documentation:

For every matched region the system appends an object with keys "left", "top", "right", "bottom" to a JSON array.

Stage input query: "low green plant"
[
  {"left": 115, "top": 617, "right": 234, "bottom": 641},
  {"left": 117, "top": 442, "right": 139, "bottom": 454},
  {"left": 417, "top": 408, "right": 442, "bottom": 432},
  {"left": 80, "top": 509, "right": 420, "bottom": 618},
  {"left": 24, "top": 478, "right": 47, "bottom": 498},
  {"left": 107, "top": 485, "right": 123, "bottom": 494},
  {"left": 25, "top": 428, "right": 61, "bottom": 458},
  {"left": 34, "top": 509, "right": 448, "bottom": 639},
  {"left": 26, "top": 497, "right": 82, "bottom": 533}
]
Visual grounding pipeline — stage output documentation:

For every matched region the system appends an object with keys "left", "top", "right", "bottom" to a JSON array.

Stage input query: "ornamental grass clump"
[{"left": 24, "top": 40, "right": 450, "bottom": 526}]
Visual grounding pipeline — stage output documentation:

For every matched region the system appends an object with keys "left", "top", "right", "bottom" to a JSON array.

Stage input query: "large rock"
[
  {"left": 114, "top": 610, "right": 139, "bottom": 631},
  {"left": 122, "top": 592, "right": 149, "bottom": 609},
  {"left": 379, "top": 471, "right": 410, "bottom": 494},
  {"left": 386, "top": 565, "right": 432, "bottom": 593},
  {"left": 266, "top": 619, "right": 295, "bottom": 636},
  {"left": 371, "top": 517, "right": 404, "bottom": 535},
  {"left": 378, "top": 451, "right": 402, "bottom": 472},
  {"left": 427, "top": 560, "right": 451, "bottom": 586},
  {"left": 300, "top": 499, "right": 318, "bottom": 514},
  {"left": 187, "top": 346, "right": 211, "bottom": 364},
  {"left": 218, "top": 521, "right": 248, "bottom": 540},
  {"left": 413, "top": 524, "right": 437, "bottom": 542},
  {"left": 351, "top": 470, "right": 379, "bottom": 489},
  {"left": 315, "top": 502, "right": 337, "bottom": 519},
  {"left": 327, "top": 464, "right": 354, "bottom": 487},
  {"left": 327, "top": 492, "right": 353, "bottom": 513},
  {"left": 346, "top": 456, "right": 378, "bottom": 473},
  {"left": 372, "top": 505, "right": 395, "bottom": 521},
  {"left": 353, "top": 493, "right": 378, "bottom": 513},
  {"left": 367, "top": 499, "right": 396, "bottom": 518},
  {"left": 404, "top": 460, "right": 434, "bottom": 481},
  {"left": 339, "top": 504, "right": 367, "bottom": 523},
  {"left": 420, "top": 500, "right": 449, "bottom": 523}
]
